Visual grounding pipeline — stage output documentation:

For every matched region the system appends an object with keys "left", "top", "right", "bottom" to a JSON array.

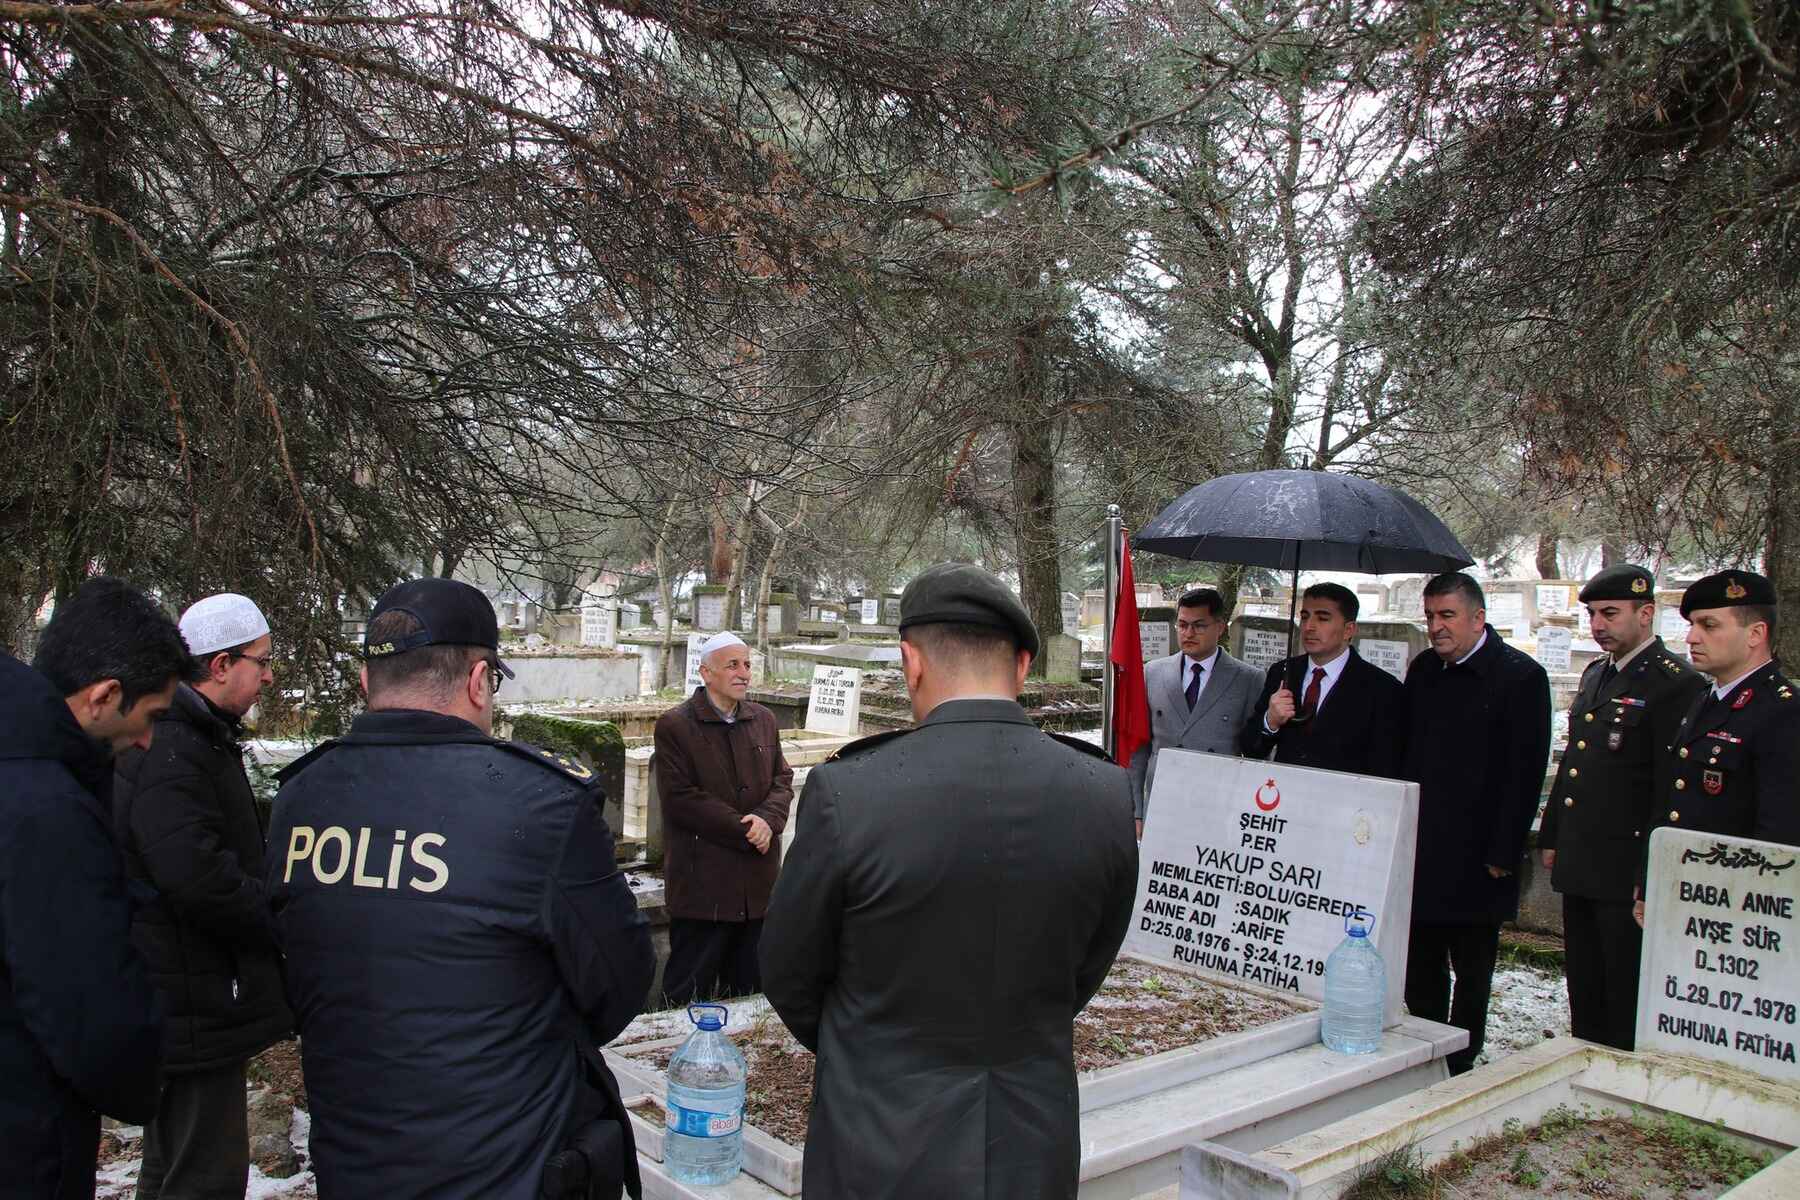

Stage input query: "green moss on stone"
[{"left": 512, "top": 713, "right": 626, "bottom": 763}]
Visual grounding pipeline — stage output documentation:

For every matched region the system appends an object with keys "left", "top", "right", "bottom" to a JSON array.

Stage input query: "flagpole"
[{"left": 1102, "top": 503, "right": 1121, "bottom": 758}]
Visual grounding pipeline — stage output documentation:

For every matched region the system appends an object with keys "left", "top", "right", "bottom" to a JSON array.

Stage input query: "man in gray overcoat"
[
  {"left": 1129, "top": 586, "right": 1262, "bottom": 838},
  {"left": 760, "top": 563, "right": 1138, "bottom": 1200}
]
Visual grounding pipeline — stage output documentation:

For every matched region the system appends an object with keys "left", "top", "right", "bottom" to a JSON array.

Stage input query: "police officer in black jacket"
[
  {"left": 1538, "top": 565, "right": 1702, "bottom": 1051},
  {"left": 1644, "top": 570, "right": 1800, "bottom": 877},
  {"left": 268, "top": 579, "right": 654, "bottom": 1200}
]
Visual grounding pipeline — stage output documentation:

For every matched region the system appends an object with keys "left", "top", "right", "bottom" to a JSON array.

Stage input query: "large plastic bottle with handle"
[
  {"left": 663, "top": 1003, "right": 747, "bottom": 1185},
  {"left": 1321, "top": 908, "right": 1385, "bottom": 1054}
]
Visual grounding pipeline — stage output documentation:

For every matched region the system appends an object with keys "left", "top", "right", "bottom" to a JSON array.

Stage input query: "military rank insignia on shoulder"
[
  {"left": 1048, "top": 732, "right": 1112, "bottom": 761},
  {"left": 1659, "top": 654, "right": 1687, "bottom": 676},
  {"left": 826, "top": 728, "right": 911, "bottom": 762},
  {"left": 504, "top": 741, "right": 595, "bottom": 783}
]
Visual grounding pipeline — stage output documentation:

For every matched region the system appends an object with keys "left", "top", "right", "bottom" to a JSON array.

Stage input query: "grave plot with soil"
[
  {"left": 1343, "top": 1104, "right": 1772, "bottom": 1200},
  {"left": 615, "top": 956, "right": 1306, "bottom": 1153}
]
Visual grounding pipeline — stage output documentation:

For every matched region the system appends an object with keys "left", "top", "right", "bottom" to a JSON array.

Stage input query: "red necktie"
[{"left": 1301, "top": 666, "right": 1326, "bottom": 725}]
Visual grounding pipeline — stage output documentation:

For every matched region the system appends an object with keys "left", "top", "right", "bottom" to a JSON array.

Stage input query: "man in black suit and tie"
[{"left": 1241, "top": 583, "right": 1406, "bottom": 777}]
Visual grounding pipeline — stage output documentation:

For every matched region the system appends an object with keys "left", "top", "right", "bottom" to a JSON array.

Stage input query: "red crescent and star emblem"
[{"left": 1255, "top": 779, "right": 1281, "bottom": 812}]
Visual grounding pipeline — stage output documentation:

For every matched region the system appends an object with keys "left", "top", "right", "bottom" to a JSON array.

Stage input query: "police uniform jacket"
[
  {"left": 1239, "top": 648, "right": 1407, "bottom": 777},
  {"left": 759, "top": 699, "right": 1139, "bottom": 1200},
  {"left": 0, "top": 652, "right": 162, "bottom": 1200},
  {"left": 1402, "top": 627, "right": 1552, "bottom": 924},
  {"left": 652, "top": 688, "right": 793, "bottom": 922},
  {"left": 113, "top": 684, "right": 293, "bottom": 1072},
  {"left": 267, "top": 709, "right": 654, "bottom": 1200},
  {"left": 1647, "top": 661, "right": 1800, "bottom": 852},
  {"left": 1538, "top": 639, "right": 1702, "bottom": 901}
]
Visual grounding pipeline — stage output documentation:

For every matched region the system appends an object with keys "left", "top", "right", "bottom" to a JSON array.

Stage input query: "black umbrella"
[{"left": 1133, "top": 469, "right": 1474, "bottom": 719}]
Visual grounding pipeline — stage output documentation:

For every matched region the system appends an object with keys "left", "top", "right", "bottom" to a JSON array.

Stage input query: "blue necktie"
[{"left": 1185, "top": 660, "right": 1204, "bottom": 709}]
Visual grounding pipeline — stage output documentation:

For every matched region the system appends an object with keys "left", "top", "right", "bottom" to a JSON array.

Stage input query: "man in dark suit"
[
  {"left": 1130, "top": 587, "right": 1262, "bottom": 838},
  {"left": 760, "top": 563, "right": 1138, "bottom": 1200},
  {"left": 1644, "top": 570, "right": 1800, "bottom": 867},
  {"left": 1402, "top": 571, "right": 1551, "bottom": 1075},
  {"left": 1538, "top": 565, "right": 1702, "bottom": 1050},
  {"left": 1241, "top": 583, "right": 1406, "bottom": 777}
]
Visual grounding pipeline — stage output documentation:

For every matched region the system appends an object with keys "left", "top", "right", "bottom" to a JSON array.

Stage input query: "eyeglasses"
[
  {"left": 484, "top": 658, "right": 505, "bottom": 695},
  {"left": 231, "top": 651, "right": 275, "bottom": 670}
]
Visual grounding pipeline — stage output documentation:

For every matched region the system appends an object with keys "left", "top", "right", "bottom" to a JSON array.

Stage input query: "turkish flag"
[{"left": 1109, "top": 535, "right": 1150, "bottom": 769}]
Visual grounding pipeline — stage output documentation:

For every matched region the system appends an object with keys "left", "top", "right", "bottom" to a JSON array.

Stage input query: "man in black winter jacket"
[
  {"left": 1402, "top": 572, "right": 1552, "bottom": 1075},
  {"left": 1, "top": 577, "right": 190, "bottom": 1200},
  {"left": 115, "top": 593, "right": 294, "bottom": 1199}
]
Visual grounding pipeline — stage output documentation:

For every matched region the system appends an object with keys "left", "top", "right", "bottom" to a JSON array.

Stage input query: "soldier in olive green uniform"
[
  {"left": 1539, "top": 565, "right": 1703, "bottom": 1049},
  {"left": 1646, "top": 570, "right": 1800, "bottom": 871}
]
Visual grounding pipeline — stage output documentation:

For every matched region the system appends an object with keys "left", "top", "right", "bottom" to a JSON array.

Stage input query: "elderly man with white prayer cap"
[
  {"left": 113, "top": 593, "right": 294, "bottom": 1200},
  {"left": 652, "top": 630, "right": 794, "bottom": 1006}
]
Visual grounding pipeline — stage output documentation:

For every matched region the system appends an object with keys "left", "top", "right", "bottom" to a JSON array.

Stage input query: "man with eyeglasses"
[
  {"left": 1128, "top": 587, "right": 1262, "bottom": 839},
  {"left": 115, "top": 591, "right": 295, "bottom": 1200},
  {"left": 266, "top": 578, "right": 653, "bottom": 1200}
]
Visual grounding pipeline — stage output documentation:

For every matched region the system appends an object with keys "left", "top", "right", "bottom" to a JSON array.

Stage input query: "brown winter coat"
[{"left": 653, "top": 688, "right": 794, "bottom": 921}]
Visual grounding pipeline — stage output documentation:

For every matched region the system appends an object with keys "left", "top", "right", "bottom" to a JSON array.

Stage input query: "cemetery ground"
[
  {"left": 1339, "top": 1104, "right": 1770, "bottom": 1199},
  {"left": 103, "top": 950, "right": 1576, "bottom": 1198}
]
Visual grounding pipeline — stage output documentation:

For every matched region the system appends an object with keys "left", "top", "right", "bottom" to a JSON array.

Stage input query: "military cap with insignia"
[
  {"left": 1578, "top": 563, "right": 1656, "bottom": 603},
  {"left": 1680, "top": 569, "right": 1776, "bottom": 618},
  {"left": 897, "top": 562, "right": 1040, "bottom": 659}
]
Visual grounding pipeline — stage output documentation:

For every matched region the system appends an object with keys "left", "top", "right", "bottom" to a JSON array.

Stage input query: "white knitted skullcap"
[
  {"left": 698, "top": 631, "right": 748, "bottom": 663},
  {"left": 179, "top": 593, "right": 271, "bottom": 657}
]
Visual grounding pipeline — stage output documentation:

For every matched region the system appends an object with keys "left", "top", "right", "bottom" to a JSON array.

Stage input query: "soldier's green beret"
[
  {"left": 898, "top": 562, "right": 1040, "bottom": 660},
  {"left": 1578, "top": 563, "right": 1656, "bottom": 604},
  {"left": 1680, "top": 569, "right": 1776, "bottom": 618}
]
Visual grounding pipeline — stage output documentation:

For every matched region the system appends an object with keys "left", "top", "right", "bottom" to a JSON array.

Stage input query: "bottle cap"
[{"left": 689, "top": 1003, "right": 728, "bottom": 1031}]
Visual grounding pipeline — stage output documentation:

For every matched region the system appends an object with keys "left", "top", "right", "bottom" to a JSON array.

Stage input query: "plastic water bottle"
[
  {"left": 1322, "top": 908, "right": 1385, "bottom": 1054},
  {"left": 664, "top": 1004, "right": 746, "bottom": 1186}
]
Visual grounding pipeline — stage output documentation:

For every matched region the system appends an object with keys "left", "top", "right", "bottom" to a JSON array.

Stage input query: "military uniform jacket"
[
  {"left": 1647, "top": 661, "right": 1800, "bottom": 854},
  {"left": 1539, "top": 638, "right": 1703, "bottom": 901},
  {"left": 267, "top": 709, "right": 655, "bottom": 1200},
  {"left": 759, "top": 699, "right": 1139, "bottom": 1200}
]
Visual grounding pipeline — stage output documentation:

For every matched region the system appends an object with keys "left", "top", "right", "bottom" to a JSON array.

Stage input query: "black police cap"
[
  {"left": 897, "top": 562, "right": 1040, "bottom": 660},
  {"left": 1680, "top": 570, "right": 1776, "bottom": 619},
  {"left": 365, "top": 578, "right": 515, "bottom": 678},
  {"left": 1578, "top": 564, "right": 1655, "bottom": 604}
]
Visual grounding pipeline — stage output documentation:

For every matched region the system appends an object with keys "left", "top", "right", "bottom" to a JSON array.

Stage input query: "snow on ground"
[
  {"left": 1475, "top": 960, "right": 1572, "bottom": 1068},
  {"left": 97, "top": 1108, "right": 316, "bottom": 1199}
]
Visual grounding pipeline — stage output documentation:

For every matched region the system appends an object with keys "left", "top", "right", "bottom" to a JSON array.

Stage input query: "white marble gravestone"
[
  {"left": 580, "top": 601, "right": 618, "bottom": 649},
  {"left": 1239, "top": 626, "right": 1288, "bottom": 673},
  {"left": 1535, "top": 625, "right": 1573, "bottom": 672},
  {"left": 1659, "top": 606, "right": 1690, "bottom": 646},
  {"left": 1139, "top": 618, "right": 1174, "bottom": 660},
  {"left": 1127, "top": 750, "right": 1420, "bottom": 1027},
  {"left": 681, "top": 631, "right": 710, "bottom": 693},
  {"left": 1357, "top": 638, "right": 1409, "bottom": 682},
  {"left": 859, "top": 598, "right": 880, "bottom": 625},
  {"left": 1535, "top": 583, "right": 1573, "bottom": 618},
  {"left": 1061, "top": 591, "right": 1082, "bottom": 635},
  {"left": 804, "top": 664, "right": 863, "bottom": 736},
  {"left": 1487, "top": 591, "right": 1526, "bottom": 638},
  {"left": 764, "top": 603, "right": 785, "bottom": 636},
  {"left": 1637, "top": 828, "right": 1800, "bottom": 1083},
  {"left": 693, "top": 591, "right": 727, "bottom": 632}
]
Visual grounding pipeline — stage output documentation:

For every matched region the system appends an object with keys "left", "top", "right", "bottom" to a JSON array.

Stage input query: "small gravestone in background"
[
  {"left": 692, "top": 585, "right": 728, "bottom": 632},
  {"left": 1354, "top": 621, "right": 1429, "bottom": 683},
  {"left": 1658, "top": 596, "right": 1690, "bottom": 650},
  {"left": 1138, "top": 605, "right": 1176, "bottom": 661},
  {"left": 1389, "top": 576, "right": 1426, "bottom": 617},
  {"left": 1535, "top": 625, "right": 1573, "bottom": 673},
  {"left": 1061, "top": 591, "right": 1082, "bottom": 635},
  {"left": 1128, "top": 750, "right": 1420, "bottom": 1027},
  {"left": 619, "top": 604, "right": 642, "bottom": 630},
  {"left": 1232, "top": 614, "right": 1292, "bottom": 674},
  {"left": 881, "top": 592, "right": 902, "bottom": 625},
  {"left": 1536, "top": 582, "right": 1574, "bottom": 619},
  {"left": 1487, "top": 589, "right": 1528, "bottom": 640},
  {"left": 859, "top": 597, "right": 881, "bottom": 625},
  {"left": 1043, "top": 633, "right": 1080, "bottom": 683},
  {"left": 805, "top": 664, "right": 863, "bottom": 735},
  {"left": 765, "top": 592, "right": 799, "bottom": 637},
  {"left": 580, "top": 600, "right": 619, "bottom": 649},
  {"left": 681, "top": 631, "right": 710, "bottom": 693},
  {"left": 1637, "top": 828, "right": 1800, "bottom": 1083}
]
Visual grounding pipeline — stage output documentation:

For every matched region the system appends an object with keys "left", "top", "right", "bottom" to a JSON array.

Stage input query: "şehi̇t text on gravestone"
[
  {"left": 1125, "top": 751, "right": 1420, "bottom": 1026},
  {"left": 1637, "top": 828, "right": 1800, "bottom": 1082}
]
